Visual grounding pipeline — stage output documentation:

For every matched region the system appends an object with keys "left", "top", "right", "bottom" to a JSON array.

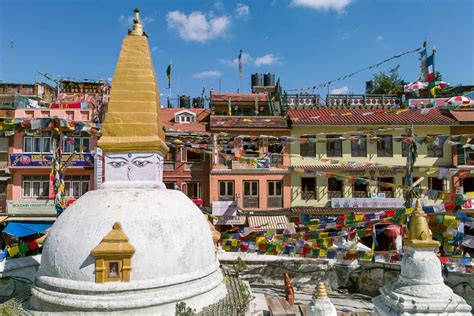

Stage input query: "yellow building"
[{"left": 288, "top": 108, "right": 458, "bottom": 213}]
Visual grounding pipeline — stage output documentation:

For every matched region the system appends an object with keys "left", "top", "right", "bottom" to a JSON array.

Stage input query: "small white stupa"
[
  {"left": 308, "top": 282, "right": 337, "bottom": 316},
  {"left": 30, "top": 8, "right": 227, "bottom": 314},
  {"left": 373, "top": 200, "right": 471, "bottom": 315}
]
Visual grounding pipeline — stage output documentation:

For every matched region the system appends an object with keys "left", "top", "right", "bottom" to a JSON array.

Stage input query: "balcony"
[
  {"left": 267, "top": 196, "right": 282, "bottom": 208},
  {"left": 243, "top": 196, "right": 259, "bottom": 208},
  {"left": 301, "top": 191, "right": 316, "bottom": 200},
  {"left": 465, "top": 149, "right": 474, "bottom": 165},
  {"left": 270, "top": 154, "right": 283, "bottom": 166},
  {"left": 184, "top": 163, "right": 203, "bottom": 171},
  {"left": 379, "top": 191, "right": 395, "bottom": 198},
  {"left": 352, "top": 191, "right": 369, "bottom": 198},
  {"left": 163, "top": 161, "right": 175, "bottom": 171},
  {"left": 328, "top": 191, "right": 343, "bottom": 198}
]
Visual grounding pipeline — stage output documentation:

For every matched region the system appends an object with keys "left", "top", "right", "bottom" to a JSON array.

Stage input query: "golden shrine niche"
[{"left": 91, "top": 222, "right": 135, "bottom": 283}]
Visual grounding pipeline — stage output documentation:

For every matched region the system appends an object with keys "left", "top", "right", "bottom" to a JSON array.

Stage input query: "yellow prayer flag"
[
  {"left": 396, "top": 109, "right": 409, "bottom": 115},
  {"left": 355, "top": 214, "right": 364, "bottom": 222},
  {"left": 256, "top": 237, "right": 266, "bottom": 244},
  {"left": 7, "top": 246, "right": 19, "bottom": 257},
  {"left": 405, "top": 208, "right": 414, "bottom": 215},
  {"left": 319, "top": 249, "right": 327, "bottom": 257},
  {"left": 319, "top": 232, "right": 329, "bottom": 238}
]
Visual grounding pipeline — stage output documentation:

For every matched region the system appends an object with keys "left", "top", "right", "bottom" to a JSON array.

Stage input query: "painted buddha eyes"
[
  {"left": 109, "top": 161, "right": 127, "bottom": 168},
  {"left": 132, "top": 160, "right": 152, "bottom": 168}
]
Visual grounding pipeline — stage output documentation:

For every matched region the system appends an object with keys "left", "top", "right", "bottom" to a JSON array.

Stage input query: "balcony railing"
[
  {"left": 270, "top": 154, "right": 283, "bottom": 166},
  {"left": 465, "top": 149, "right": 474, "bottom": 165},
  {"left": 352, "top": 191, "right": 369, "bottom": 198},
  {"left": 184, "top": 163, "right": 203, "bottom": 171},
  {"left": 267, "top": 196, "right": 282, "bottom": 208},
  {"left": 243, "top": 196, "right": 259, "bottom": 208},
  {"left": 301, "top": 191, "right": 316, "bottom": 200},
  {"left": 163, "top": 162, "right": 175, "bottom": 171},
  {"left": 328, "top": 191, "right": 343, "bottom": 198},
  {"left": 379, "top": 191, "right": 395, "bottom": 198}
]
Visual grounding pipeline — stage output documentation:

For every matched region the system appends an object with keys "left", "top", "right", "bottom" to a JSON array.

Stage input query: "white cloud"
[
  {"left": 235, "top": 3, "right": 250, "bottom": 18},
  {"left": 376, "top": 35, "right": 384, "bottom": 42},
  {"left": 290, "top": 0, "right": 352, "bottom": 12},
  {"left": 330, "top": 86, "right": 350, "bottom": 94},
  {"left": 254, "top": 54, "right": 280, "bottom": 67},
  {"left": 193, "top": 70, "right": 222, "bottom": 78},
  {"left": 119, "top": 15, "right": 155, "bottom": 27},
  {"left": 220, "top": 53, "right": 280, "bottom": 67},
  {"left": 166, "top": 10, "right": 231, "bottom": 42}
]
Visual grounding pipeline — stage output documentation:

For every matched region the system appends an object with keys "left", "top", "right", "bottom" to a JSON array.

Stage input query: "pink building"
[{"left": 8, "top": 108, "right": 97, "bottom": 220}]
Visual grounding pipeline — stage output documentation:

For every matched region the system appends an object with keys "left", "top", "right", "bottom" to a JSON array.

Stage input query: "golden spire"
[
  {"left": 130, "top": 8, "right": 143, "bottom": 36},
  {"left": 99, "top": 8, "right": 168, "bottom": 155},
  {"left": 404, "top": 199, "right": 440, "bottom": 249},
  {"left": 314, "top": 282, "right": 328, "bottom": 299}
]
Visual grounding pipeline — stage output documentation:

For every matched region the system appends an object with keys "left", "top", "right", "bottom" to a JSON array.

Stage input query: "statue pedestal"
[
  {"left": 373, "top": 247, "right": 471, "bottom": 315},
  {"left": 308, "top": 297, "right": 337, "bottom": 316}
]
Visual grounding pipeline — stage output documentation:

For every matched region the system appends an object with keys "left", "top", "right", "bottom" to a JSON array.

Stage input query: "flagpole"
[{"left": 168, "top": 60, "right": 172, "bottom": 102}]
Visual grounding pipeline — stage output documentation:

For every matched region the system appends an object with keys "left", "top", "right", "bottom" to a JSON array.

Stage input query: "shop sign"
[
  {"left": 331, "top": 197, "right": 405, "bottom": 209},
  {"left": 216, "top": 216, "right": 245, "bottom": 226},
  {"left": 10, "top": 153, "right": 94, "bottom": 167},
  {"left": 94, "top": 148, "right": 103, "bottom": 189},
  {"left": 7, "top": 200, "right": 56, "bottom": 216}
]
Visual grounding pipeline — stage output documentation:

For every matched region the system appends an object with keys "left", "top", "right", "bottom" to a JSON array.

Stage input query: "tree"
[{"left": 367, "top": 66, "right": 404, "bottom": 95}]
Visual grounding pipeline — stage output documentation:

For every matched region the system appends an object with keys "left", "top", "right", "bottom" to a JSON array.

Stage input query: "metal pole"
[{"left": 404, "top": 125, "right": 415, "bottom": 208}]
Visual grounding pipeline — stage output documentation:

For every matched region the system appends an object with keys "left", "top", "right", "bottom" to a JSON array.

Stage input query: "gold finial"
[
  {"left": 314, "top": 282, "right": 328, "bottom": 299},
  {"left": 130, "top": 8, "right": 143, "bottom": 36},
  {"left": 404, "top": 199, "right": 440, "bottom": 249}
]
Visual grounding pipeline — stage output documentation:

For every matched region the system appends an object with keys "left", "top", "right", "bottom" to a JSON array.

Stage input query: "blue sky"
[{"left": 1, "top": 0, "right": 473, "bottom": 100}]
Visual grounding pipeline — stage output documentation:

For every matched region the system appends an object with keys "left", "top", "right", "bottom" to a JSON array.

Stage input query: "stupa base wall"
[{"left": 29, "top": 269, "right": 227, "bottom": 314}]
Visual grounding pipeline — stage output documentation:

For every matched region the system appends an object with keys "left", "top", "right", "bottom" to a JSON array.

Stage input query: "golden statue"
[{"left": 404, "top": 199, "right": 440, "bottom": 248}]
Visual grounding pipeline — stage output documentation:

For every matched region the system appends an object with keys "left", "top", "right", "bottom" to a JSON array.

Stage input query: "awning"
[
  {"left": 0, "top": 176, "right": 10, "bottom": 181},
  {"left": 248, "top": 215, "right": 289, "bottom": 231},
  {"left": 3, "top": 221, "right": 53, "bottom": 237}
]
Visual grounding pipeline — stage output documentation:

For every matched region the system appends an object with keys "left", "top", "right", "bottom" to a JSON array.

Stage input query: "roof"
[
  {"left": 288, "top": 108, "right": 457, "bottom": 126},
  {"left": 211, "top": 93, "right": 268, "bottom": 103},
  {"left": 247, "top": 215, "right": 289, "bottom": 231},
  {"left": 161, "top": 108, "right": 210, "bottom": 132},
  {"left": 449, "top": 110, "right": 474, "bottom": 123},
  {"left": 210, "top": 115, "right": 288, "bottom": 129}
]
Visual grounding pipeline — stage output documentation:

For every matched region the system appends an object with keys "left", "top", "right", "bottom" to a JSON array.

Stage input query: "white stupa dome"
[{"left": 31, "top": 187, "right": 226, "bottom": 313}]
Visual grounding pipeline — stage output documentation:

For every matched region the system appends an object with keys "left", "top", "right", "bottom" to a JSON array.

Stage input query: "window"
[
  {"left": 164, "top": 182, "right": 176, "bottom": 189},
  {"left": 22, "top": 176, "right": 49, "bottom": 198},
  {"left": 63, "top": 134, "right": 90, "bottom": 153},
  {"left": 186, "top": 150, "right": 202, "bottom": 163},
  {"left": 267, "top": 181, "right": 283, "bottom": 208},
  {"left": 186, "top": 182, "right": 202, "bottom": 200},
  {"left": 427, "top": 135, "right": 444, "bottom": 157},
  {"left": 219, "top": 181, "right": 234, "bottom": 201},
  {"left": 0, "top": 137, "right": 8, "bottom": 161},
  {"left": 23, "top": 134, "right": 51, "bottom": 153},
  {"left": 243, "top": 181, "right": 259, "bottom": 208},
  {"left": 175, "top": 113, "right": 196, "bottom": 123},
  {"left": 353, "top": 178, "right": 368, "bottom": 198},
  {"left": 351, "top": 135, "right": 367, "bottom": 157},
  {"left": 64, "top": 176, "right": 90, "bottom": 198},
  {"left": 243, "top": 141, "right": 259, "bottom": 157},
  {"left": 401, "top": 135, "right": 410, "bottom": 157},
  {"left": 327, "top": 135, "right": 343, "bottom": 157},
  {"left": 429, "top": 177, "right": 445, "bottom": 191},
  {"left": 268, "top": 143, "right": 283, "bottom": 165},
  {"left": 164, "top": 148, "right": 176, "bottom": 170},
  {"left": 328, "top": 177, "right": 343, "bottom": 198},
  {"left": 300, "top": 135, "right": 316, "bottom": 157},
  {"left": 301, "top": 178, "right": 316, "bottom": 200},
  {"left": 378, "top": 177, "right": 394, "bottom": 197},
  {"left": 377, "top": 135, "right": 393, "bottom": 157}
]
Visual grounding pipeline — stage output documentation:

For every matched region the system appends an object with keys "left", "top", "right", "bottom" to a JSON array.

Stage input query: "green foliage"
[
  {"left": 435, "top": 71, "right": 443, "bottom": 82},
  {"left": 368, "top": 66, "right": 404, "bottom": 95},
  {"left": 233, "top": 257, "right": 247, "bottom": 273},
  {"left": 175, "top": 302, "right": 196, "bottom": 316},
  {"left": 1, "top": 306, "right": 14, "bottom": 316}
]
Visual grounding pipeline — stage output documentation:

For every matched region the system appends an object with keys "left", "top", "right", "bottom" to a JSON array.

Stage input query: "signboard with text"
[
  {"left": 94, "top": 148, "right": 103, "bottom": 189},
  {"left": 331, "top": 198, "right": 405, "bottom": 209},
  {"left": 10, "top": 153, "right": 94, "bottom": 168},
  {"left": 7, "top": 200, "right": 56, "bottom": 216}
]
